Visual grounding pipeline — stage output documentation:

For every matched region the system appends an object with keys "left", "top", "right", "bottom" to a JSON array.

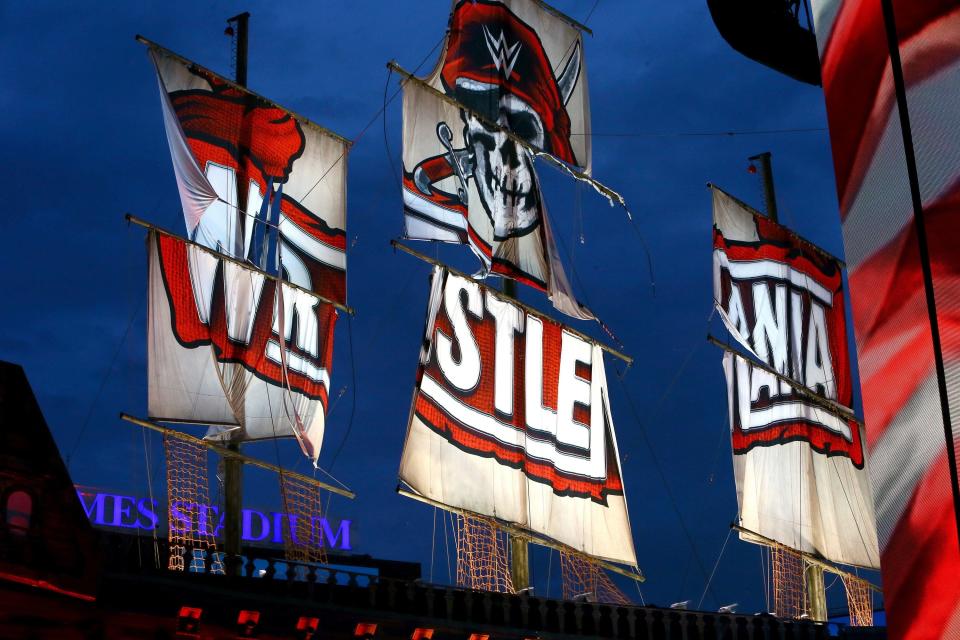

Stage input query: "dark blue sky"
[{"left": 0, "top": 0, "right": 872, "bottom": 614}]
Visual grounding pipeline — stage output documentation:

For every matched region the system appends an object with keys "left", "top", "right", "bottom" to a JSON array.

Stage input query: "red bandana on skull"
[
  {"left": 440, "top": 0, "right": 577, "bottom": 167},
  {"left": 170, "top": 70, "right": 306, "bottom": 196}
]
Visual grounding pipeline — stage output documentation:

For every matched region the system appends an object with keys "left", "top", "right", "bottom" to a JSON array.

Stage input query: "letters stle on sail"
[
  {"left": 712, "top": 185, "right": 880, "bottom": 569},
  {"left": 398, "top": 266, "right": 637, "bottom": 566}
]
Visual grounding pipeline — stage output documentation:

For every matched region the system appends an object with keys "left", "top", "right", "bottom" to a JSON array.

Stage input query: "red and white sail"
[
  {"left": 398, "top": 267, "right": 636, "bottom": 566},
  {"left": 713, "top": 186, "right": 880, "bottom": 568},
  {"left": 401, "top": 80, "right": 590, "bottom": 320},
  {"left": 148, "top": 231, "right": 337, "bottom": 462},
  {"left": 399, "top": 0, "right": 593, "bottom": 320},
  {"left": 150, "top": 44, "right": 348, "bottom": 306}
]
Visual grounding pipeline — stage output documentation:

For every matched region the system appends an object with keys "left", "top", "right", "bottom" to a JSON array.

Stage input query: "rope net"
[
  {"left": 455, "top": 513, "right": 514, "bottom": 593},
  {"left": 841, "top": 573, "right": 874, "bottom": 627},
  {"left": 769, "top": 543, "right": 806, "bottom": 619},
  {"left": 164, "top": 435, "right": 223, "bottom": 574},
  {"left": 279, "top": 473, "right": 327, "bottom": 565},
  {"left": 560, "top": 549, "right": 631, "bottom": 605}
]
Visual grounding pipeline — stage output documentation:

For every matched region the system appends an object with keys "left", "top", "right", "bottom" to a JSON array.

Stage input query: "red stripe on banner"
[
  {"left": 881, "top": 450, "right": 960, "bottom": 640},
  {"left": 402, "top": 175, "right": 469, "bottom": 220},
  {"left": 849, "top": 179, "right": 960, "bottom": 446},
  {"left": 414, "top": 392, "right": 624, "bottom": 504},
  {"left": 157, "top": 234, "right": 335, "bottom": 403},
  {"left": 821, "top": 1, "right": 959, "bottom": 217},
  {"left": 280, "top": 196, "right": 346, "bottom": 251}
]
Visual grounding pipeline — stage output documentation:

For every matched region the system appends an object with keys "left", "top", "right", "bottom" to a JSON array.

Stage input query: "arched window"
[{"left": 5, "top": 491, "right": 32, "bottom": 536}]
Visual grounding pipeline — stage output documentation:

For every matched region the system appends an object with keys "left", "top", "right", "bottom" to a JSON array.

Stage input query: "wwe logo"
[{"left": 482, "top": 26, "right": 521, "bottom": 78}]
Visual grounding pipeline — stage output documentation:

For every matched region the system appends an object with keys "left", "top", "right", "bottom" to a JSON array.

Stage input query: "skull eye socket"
[
  {"left": 506, "top": 111, "right": 540, "bottom": 145},
  {"left": 465, "top": 115, "right": 498, "bottom": 152},
  {"left": 458, "top": 88, "right": 500, "bottom": 124}
]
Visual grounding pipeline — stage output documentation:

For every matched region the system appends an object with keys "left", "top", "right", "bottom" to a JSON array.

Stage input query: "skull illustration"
[{"left": 461, "top": 91, "right": 545, "bottom": 240}]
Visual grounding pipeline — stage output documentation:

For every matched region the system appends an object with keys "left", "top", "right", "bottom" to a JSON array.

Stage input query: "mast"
[
  {"left": 223, "top": 10, "right": 250, "bottom": 567},
  {"left": 748, "top": 151, "right": 778, "bottom": 223},
  {"left": 710, "top": 175, "right": 880, "bottom": 623},
  {"left": 137, "top": 7, "right": 354, "bottom": 576},
  {"left": 747, "top": 152, "right": 823, "bottom": 619},
  {"left": 391, "top": 0, "right": 641, "bottom": 600},
  {"left": 502, "top": 276, "right": 530, "bottom": 593}
]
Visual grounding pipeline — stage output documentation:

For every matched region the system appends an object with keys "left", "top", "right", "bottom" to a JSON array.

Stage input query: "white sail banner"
[
  {"left": 148, "top": 231, "right": 337, "bottom": 462},
  {"left": 150, "top": 45, "right": 349, "bottom": 306},
  {"left": 723, "top": 353, "right": 880, "bottom": 568},
  {"left": 424, "top": 0, "right": 590, "bottom": 171},
  {"left": 713, "top": 186, "right": 879, "bottom": 567},
  {"left": 399, "top": 267, "right": 636, "bottom": 566},
  {"left": 401, "top": 78, "right": 592, "bottom": 321}
]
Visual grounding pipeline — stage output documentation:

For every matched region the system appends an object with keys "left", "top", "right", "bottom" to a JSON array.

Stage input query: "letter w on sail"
[{"left": 483, "top": 26, "right": 522, "bottom": 78}]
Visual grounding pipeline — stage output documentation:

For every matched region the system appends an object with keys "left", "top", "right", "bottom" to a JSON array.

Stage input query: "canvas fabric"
[
  {"left": 713, "top": 187, "right": 880, "bottom": 568},
  {"left": 399, "top": 267, "right": 636, "bottom": 565},
  {"left": 148, "top": 231, "right": 336, "bottom": 462}
]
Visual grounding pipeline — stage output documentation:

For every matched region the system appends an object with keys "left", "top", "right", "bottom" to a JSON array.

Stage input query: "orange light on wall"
[
  {"left": 411, "top": 629, "right": 435, "bottom": 640},
  {"left": 355, "top": 622, "right": 378, "bottom": 638}
]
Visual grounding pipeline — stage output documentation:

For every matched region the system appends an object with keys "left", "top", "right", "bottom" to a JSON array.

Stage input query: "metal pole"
[
  {"left": 223, "top": 445, "right": 243, "bottom": 564},
  {"left": 748, "top": 152, "right": 778, "bottom": 223},
  {"left": 879, "top": 0, "right": 960, "bottom": 550},
  {"left": 500, "top": 277, "right": 530, "bottom": 591},
  {"left": 229, "top": 12, "right": 250, "bottom": 87},
  {"left": 805, "top": 564, "right": 827, "bottom": 622},
  {"left": 223, "top": 10, "right": 250, "bottom": 569},
  {"left": 510, "top": 534, "right": 530, "bottom": 592}
]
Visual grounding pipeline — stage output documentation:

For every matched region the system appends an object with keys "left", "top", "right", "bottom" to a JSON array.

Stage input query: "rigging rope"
[
  {"left": 560, "top": 549, "right": 631, "bottom": 605},
  {"left": 455, "top": 513, "right": 515, "bottom": 594},
  {"left": 697, "top": 525, "right": 734, "bottom": 609},
  {"left": 383, "top": 66, "right": 403, "bottom": 196},
  {"left": 300, "top": 33, "right": 447, "bottom": 205},
  {"left": 444, "top": 509, "right": 453, "bottom": 584},
  {"left": 613, "top": 372, "right": 719, "bottom": 607},
  {"left": 430, "top": 507, "right": 437, "bottom": 583},
  {"left": 769, "top": 541, "right": 807, "bottom": 619},
  {"left": 327, "top": 314, "right": 357, "bottom": 473},
  {"left": 141, "top": 427, "right": 161, "bottom": 569},
  {"left": 164, "top": 435, "right": 223, "bottom": 574},
  {"left": 279, "top": 473, "right": 328, "bottom": 566},
  {"left": 841, "top": 573, "right": 874, "bottom": 627},
  {"left": 66, "top": 289, "right": 144, "bottom": 468},
  {"left": 574, "top": 127, "right": 827, "bottom": 138}
]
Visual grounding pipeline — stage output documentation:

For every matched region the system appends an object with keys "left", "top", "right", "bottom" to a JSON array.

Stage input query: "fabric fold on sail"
[
  {"left": 398, "top": 266, "right": 636, "bottom": 566},
  {"left": 148, "top": 43, "right": 349, "bottom": 306},
  {"left": 712, "top": 185, "right": 880, "bottom": 568},
  {"left": 152, "top": 51, "right": 219, "bottom": 236},
  {"left": 147, "top": 230, "right": 337, "bottom": 462}
]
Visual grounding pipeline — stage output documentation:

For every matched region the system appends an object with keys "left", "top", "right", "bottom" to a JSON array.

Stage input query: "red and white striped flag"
[{"left": 811, "top": 2, "right": 960, "bottom": 637}]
